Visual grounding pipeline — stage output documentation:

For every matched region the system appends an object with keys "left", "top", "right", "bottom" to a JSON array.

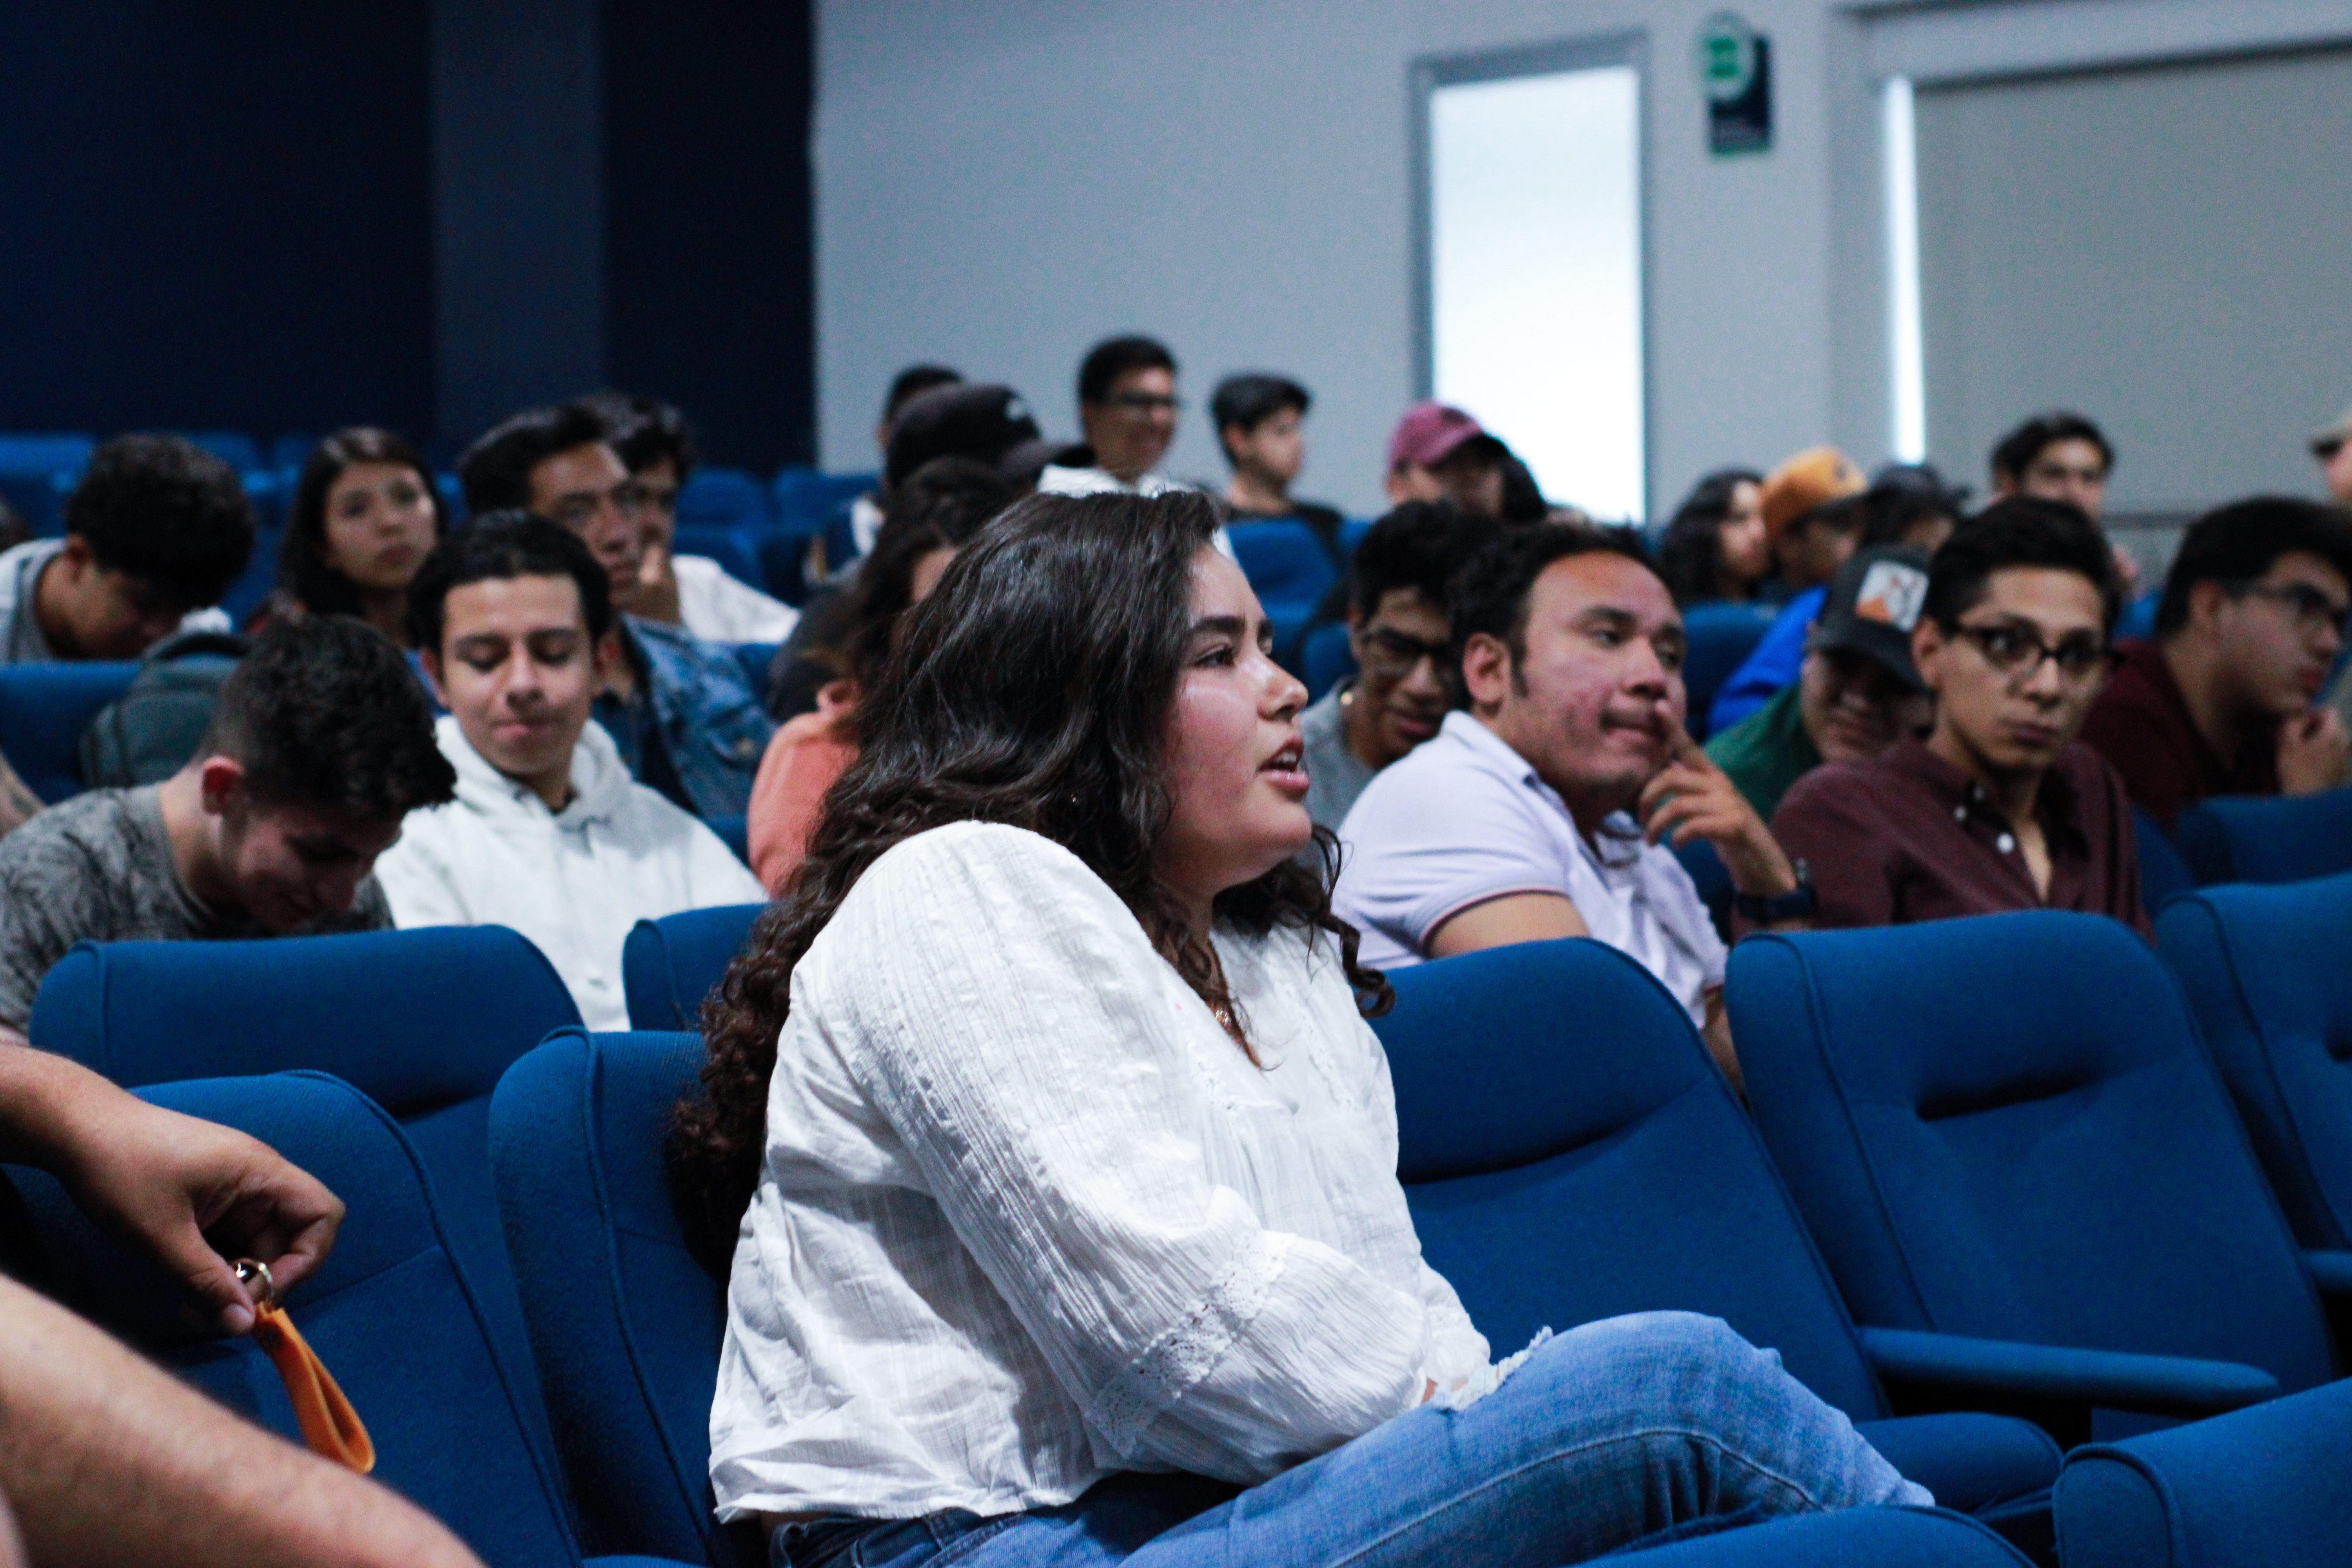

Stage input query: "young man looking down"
[
  {"left": 2078, "top": 496, "right": 2352, "bottom": 827},
  {"left": 1772, "top": 499, "right": 2144, "bottom": 931},
  {"left": 1334, "top": 524, "right": 1812, "bottom": 1085},
  {"left": 0, "top": 614, "right": 451, "bottom": 1041},
  {"left": 375, "top": 513, "right": 762, "bottom": 1029}
]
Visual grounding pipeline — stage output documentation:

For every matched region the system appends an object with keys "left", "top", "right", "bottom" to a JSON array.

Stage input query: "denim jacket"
[{"left": 593, "top": 616, "right": 775, "bottom": 820}]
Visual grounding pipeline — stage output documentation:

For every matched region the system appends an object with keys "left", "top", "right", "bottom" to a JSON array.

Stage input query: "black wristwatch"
[{"left": 1733, "top": 861, "right": 1818, "bottom": 924}]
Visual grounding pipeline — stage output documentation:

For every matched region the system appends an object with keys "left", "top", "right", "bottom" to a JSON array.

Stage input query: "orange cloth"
[
  {"left": 748, "top": 680, "right": 860, "bottom": 895},
  {"left": 252, "top": 1301, "right": 375, "bottom": 1472}
]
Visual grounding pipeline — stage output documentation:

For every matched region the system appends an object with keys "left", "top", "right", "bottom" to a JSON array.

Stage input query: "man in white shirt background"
[
  {"left": 1036, "top": 335, "right": 1188, "bottom": 499},
  {"left": 1334, "top": 524, "right": 1811, "bottom": 1086},
  {"left": 374, "top": 512, "right": 762, "bottom": 1029}
]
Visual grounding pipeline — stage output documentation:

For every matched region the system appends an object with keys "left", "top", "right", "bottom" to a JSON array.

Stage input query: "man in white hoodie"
[{"left": 374, "top": 512, "right": 763, "bottom": 1029}]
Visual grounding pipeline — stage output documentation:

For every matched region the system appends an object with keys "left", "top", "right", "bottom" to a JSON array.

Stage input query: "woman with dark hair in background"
[
  {"left": 252, "top": 428, "right": 446, "bottom": 645},
  {"left": 743, "top": 456, "right": 1015, "bottom": 891},
  {"left": 1659, "top": 466, "right": 1770, "bottom": 605},
  {"left": 678, "top": 489, "right": 1926, "bottom": 1568}
]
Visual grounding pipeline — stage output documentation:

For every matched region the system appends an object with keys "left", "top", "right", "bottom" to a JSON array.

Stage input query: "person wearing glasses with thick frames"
[
  {"left": 2079, "top": 496, "right": 2352, "bottom": 830},
  {"left": 1771, "top": 499, "right": 2148, "bottom": 934},
  {"left": 1038, "top": 335, "right": 1192, "bottom": 500}
]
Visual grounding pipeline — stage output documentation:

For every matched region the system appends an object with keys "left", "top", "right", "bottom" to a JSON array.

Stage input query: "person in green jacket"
[{"left": 1706, "top": 545, "right": 1935, "bottom": 821}]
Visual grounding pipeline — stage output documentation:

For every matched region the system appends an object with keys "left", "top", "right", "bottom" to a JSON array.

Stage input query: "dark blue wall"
[
  {"left": 0, "top": 2, "right": 436, "bottom": 444},
  {"left": 0, "top": 1, "right": 813, "bottom": 468}
]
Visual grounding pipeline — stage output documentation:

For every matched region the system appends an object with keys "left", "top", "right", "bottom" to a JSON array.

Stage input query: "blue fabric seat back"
[
  {"left": 673, "top": 524, "right": 766, "bottom": 592},
  {"left": 494, "top": 1029, "right": 749, "bottom": 1565},
  {"left": 7, "top": 1071, "right": 585, "bottom": 1567},
  {"left": 2134, "top": 808, "right": 2194, "bottom": 913},
  {"left": 1372, "top": 939, "right": 1885, "bottom": 1419},
  {"left": 1726, "top": 912, "right": 2334, "bottom": 1394},
  {"left": 0, "top": 659, "right": 138, "bottom": 801},
  {"left": 172, "top": 429, "right": 264, "bottom": 472},
  {"left": 2175, "top": 788, "right": 2352, "bottom": 886},
  {"left": 677, "top": 467, "right": 774, "bottom": 531},
  {"left": 622, "top": 904, "right": 766, "bottom": 1032},
  {"left": 1227, "top": 519, "right": 1337, "bottom": 650},
  {"left": 1303, "top": 621, "right": 1355, "bottom": 702},
  {"left": 757, "top": 526, "right": 819, "bottom": 605},
  {"left": 731, "top": 641, "right": 780, "bottom": 697},
  {"left": 1680, "top": 602, "right": 1776, "bottom": 742},
  {"left": 0, "top": 470, "right": 73, "bottom": 537},
  {"left": 2158, "top": 874, "right": 2352, "bottom": 1250},
  {"left": 0, "top": 432, "right": 96, "bottom": 473},
  {"left": 773, "top": 469, "right": 874, "bottom": 535}
]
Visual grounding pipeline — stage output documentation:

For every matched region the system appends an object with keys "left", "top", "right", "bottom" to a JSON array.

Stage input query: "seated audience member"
[
  {"left": 1706, "top": 546, "right": 1932, "bottom": 820},
  {"left": 2312, "top": 400, "right": 2352, "bottom": 505},
  {"left": 1212, "top": 372, "right": 1345, "bottom": 557},
  {"left": 1334, "top": 524, "right": 1811, "bottom": 1082},
  {"left": 251, "top": 427, "right": 446, "bottom": 644},
  {"left": 811, "top": 363, "right": 964, "bottom": 586},
  {"left": 676, "top": 490, "right": 1926, "bottom": 1565},
  {"left": 1990, "top": 411, "right": 2111, "bottom": 523},
  {"left": 1657, "top": 467, "right": 1769, "bottom": 605},
  {"left": 1865, "top": 462, "right": 1966, "bottom": 554},
  {"left": 1385, "top": 401, "right": 1508, "bottom": 518},
  {"left": 2078, "top": 496, "right": 2352, "bottom": 828},
  {"left": 1298, "top": 502, "right": 1501, "bottom": 832},
  {"left": 1037, "top": 335, "right": 1187, "bottom": 498},
  {"left": 377, "top": 514, "right": 762, "bottom": 1028},
  {"left": 1772, "top": 499, "right": 2144, "bottom": 931},
  {"left": 586, "top": 393, "right": 800, "bottom": 644},
  {"left": 0, "top": 616, "right": 453, "bottom": 1039},
  {"left": 747, "top": 457, "right": 1016, "bottom": 891},
  {"left": 0, "top": 433, "right": 249, "bottom": 663},
  {"left": 1760, "top": 446, "right": 1867, "bottom": 600},
  {"left": 458, "top": 403, "right": 775, "bottom": 817}
]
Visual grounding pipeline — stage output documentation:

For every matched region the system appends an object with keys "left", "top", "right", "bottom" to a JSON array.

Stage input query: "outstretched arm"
[
  {"left": 0, "top": 1272, "right": 483, "bottom": 1568},
  {"left": 0, "top": 1040, "right": 343, "bottom": 1334}
]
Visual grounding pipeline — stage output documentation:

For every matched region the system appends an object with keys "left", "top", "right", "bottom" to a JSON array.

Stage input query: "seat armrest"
[
  {"left": 2301, "top": 1249, "right": 2352, "bottom": 1298},
  {"left": 1857, "top": 1327, "right": 2279, "bottom": 1419}
]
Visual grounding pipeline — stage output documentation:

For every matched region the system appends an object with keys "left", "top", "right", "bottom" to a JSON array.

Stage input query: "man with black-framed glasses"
[
  {"left": 1297, "top": 502, "right": 1501, "bottom": 831},
  {"left": 2079, "top": 495, "right": 2352, "bottom": 828},
  {"left": 1037, "top": 334, "right": 1190, "bottom": 499},
  {"left": 1771, "top": 499, "right": 2148, "bottom": 933}
]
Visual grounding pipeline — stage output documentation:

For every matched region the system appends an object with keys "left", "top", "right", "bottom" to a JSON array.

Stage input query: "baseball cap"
[
  {"left": 2311, "top": 401, "right": 2352, "bottom": 457},
  {"left": 1388, "top": 402, "right": 1501, "bottom": 471},
  {"left": 1869, "top": 460, "right": 1970, "bottom": 513},
  {"left": 1807, "top": 544, "right": 1930, "bottom": 690},
  {"left": 1760, "top": 446, "right": 1866, "bottom": 544},
  {"left": 885, "top": 383, "right": 1042, "bottom": 488}
]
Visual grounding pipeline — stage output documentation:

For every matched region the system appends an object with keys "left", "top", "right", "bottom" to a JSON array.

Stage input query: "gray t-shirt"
[
  {"left": 0, "top": 538, "right": 233, "bottom": 664},
  {"left": 1299, "top": 681, "right": 1379, "bottom": 835},
  {"left": 0, "top": 785, "right": 390, "bottom": 1031}
]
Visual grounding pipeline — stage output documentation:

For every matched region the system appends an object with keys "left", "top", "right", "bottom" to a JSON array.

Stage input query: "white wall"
[{"left": 814, "top": 0, "right": 2352, "bottom": 518}]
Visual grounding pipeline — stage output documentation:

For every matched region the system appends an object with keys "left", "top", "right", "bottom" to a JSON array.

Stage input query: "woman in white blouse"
[{"left": 673, "top": 492, "right": 1927, "bottom": 1568}]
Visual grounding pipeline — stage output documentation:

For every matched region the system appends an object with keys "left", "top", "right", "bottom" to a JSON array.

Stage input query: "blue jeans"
[{"left": 770, "top": 1311, "right": 1932, "bottom": 1568}]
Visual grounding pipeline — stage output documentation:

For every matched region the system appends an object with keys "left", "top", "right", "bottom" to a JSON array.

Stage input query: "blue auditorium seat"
[
  {"left": 1228, "top": 519, "right": 1337, "bottom": 653},
  {"left": 704, "top": 813, "right": 750, "bottom": 869},
  {"left": 27, "top": 926, "right": 584, "bottom": 1468},
  {"left": 730, "top": 642, "right": 779, "bottom": 698},
  {"left": 1339, "top": 515, "right": 1373, "bottom": 557},
  {"left": 773, "top": 468, "right": 874, "bottom": 536},
  {"left": 622, "top": 904, "right": 765, "bottom": 1032},
  {"left": 0, "top": 432, "right": 95, "bottom": 472},
  {"left": 6, "top": 1070, "right": 697, "bottom": 1568},
  {"left": 1374, "top": 941, "right": 2061, "bottom": 1539},
  {"left": 173, "top": 430, "right": 264, "bottom": 472},
  {"left": 0, "top": 435, "right": 88, "bottom": 537},
  {"left": 2134, "top": 807, "right": 2195, "bottom": 914},
  {"left": 2054, "top": 1376, "right": 2352, "bottom": 1568},
  {"left": 494, "top": 1029, "right": 754, "bottom": 1565},
  {"left": 757, "top": 526, "right": 820, "bottom": 606},
  {"left": 673, "top": 523, "right": 767, "bottom": 592},
  {"left": 2158, "top": 875, "right": 2352, "bottom": 1260},
  {"left": 492, "top": 1027, "right": 2031, "bottom": 1568},
  {"left": 2174, "top": 788, "right": 2352, "bottom": 886},
  {"left": 1681, "top": 602, "right": 1777, "bottom": 742},
  {"left": 1728, "top": 912, "right": 2340, "bottom": 1437},
  {"left": 676, "top": 467, "right": 773, "bottom": 531},
  {"left": 1302, "top": 620, "right": 1355, "bottom": 701},
  {"left": 220, "top": 520, "right": 284, "bottom": 624},
  {"left": 269, "top": 432, "right": 319, "bottom": 470},
  {"left": 0, "top": 659, "right": 138, "bottom": 801}
]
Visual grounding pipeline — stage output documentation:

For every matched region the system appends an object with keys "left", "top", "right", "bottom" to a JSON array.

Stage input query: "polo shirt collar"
[
  {"left": 1442, "top": 710, "right": 1647, "bottom": 864},
  {"left": 1886, "top": 734, "right": 2089, "bottom": 848}
]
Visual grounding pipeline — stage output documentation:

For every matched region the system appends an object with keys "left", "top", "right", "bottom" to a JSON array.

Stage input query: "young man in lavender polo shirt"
[{"left": 1334, "top": 524, "right": 1815, "bottom": 1088}]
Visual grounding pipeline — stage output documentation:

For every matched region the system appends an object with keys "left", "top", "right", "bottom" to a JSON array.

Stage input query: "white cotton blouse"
[{"left": 708, "top": 821, "right": 1497, "bottom": 1523}]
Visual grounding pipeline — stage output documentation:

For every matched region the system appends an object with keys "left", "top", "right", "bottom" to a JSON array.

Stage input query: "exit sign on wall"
[{"left": 1699, "top": 12, "right": 1772, "bottom": 155}]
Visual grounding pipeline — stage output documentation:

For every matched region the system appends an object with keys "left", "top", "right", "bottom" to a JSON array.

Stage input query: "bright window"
[{"left": 1428, "top": 61, "right": 1645, "bottom": 520}]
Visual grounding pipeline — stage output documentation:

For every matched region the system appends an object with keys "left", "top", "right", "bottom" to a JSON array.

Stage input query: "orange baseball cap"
[{"left": 1760, "top": 446, "right": 1866, "bottom": 544}]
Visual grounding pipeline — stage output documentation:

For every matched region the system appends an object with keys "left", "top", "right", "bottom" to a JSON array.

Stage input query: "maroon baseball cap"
[{"left": 1388, "top": 401, "right": 1493, "bottom": 470}]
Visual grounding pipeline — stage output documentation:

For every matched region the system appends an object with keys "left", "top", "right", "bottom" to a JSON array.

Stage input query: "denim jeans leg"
[{"left": 1108, "top": 1310, "right": 1929, "bottom": 1568}]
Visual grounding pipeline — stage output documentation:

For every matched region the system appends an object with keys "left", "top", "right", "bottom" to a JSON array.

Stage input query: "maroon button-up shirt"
[
  {"left": 1768, "top": 737, "right": 2148, "bottom": 936},
  {"left": 2076, "top": 637, "right": 2278, "bottom": 831}
]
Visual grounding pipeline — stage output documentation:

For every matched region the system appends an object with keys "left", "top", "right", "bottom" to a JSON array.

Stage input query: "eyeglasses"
[
  {"left": 2235, "top": 581, "right": 2352, "bottom": 639},
  {"left": 548, "top": 480, "right": 649, "bottom": 532},
  {"left": 1104, "top": 391, "right": 1181, "bottom": 416},
  {"left": 1357, "top": 627, "right": 1448, "bottom": 680},
  {"left": 1950, "top": 620, "right": 2108, "bottom": 682}
]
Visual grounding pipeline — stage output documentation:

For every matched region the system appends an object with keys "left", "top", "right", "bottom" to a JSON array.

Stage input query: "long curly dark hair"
[{"left": 670, "top": 490, "right": 1392, "bottom": 1259}]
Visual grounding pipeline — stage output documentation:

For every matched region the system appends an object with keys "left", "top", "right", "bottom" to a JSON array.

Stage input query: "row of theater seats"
[{"left": 16, "top": 873, "right": 2352, "bottom": 1564}]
